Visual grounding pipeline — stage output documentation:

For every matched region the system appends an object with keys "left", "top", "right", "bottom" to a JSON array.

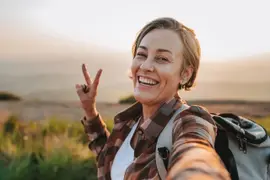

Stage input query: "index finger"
[{"left": 82, "top": 64, "right": 92, "bottom": 86}]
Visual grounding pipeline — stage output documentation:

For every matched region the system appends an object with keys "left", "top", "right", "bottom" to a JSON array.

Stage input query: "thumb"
[
  {"left": 75, "top": 84, "right": 81, "bottom": 90},
  {"left": 75, "top": 84, "right": 85, "bottom": 97}
]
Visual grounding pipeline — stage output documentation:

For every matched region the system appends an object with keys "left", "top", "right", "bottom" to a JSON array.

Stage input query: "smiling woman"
[
  {"left": 131, "top": 29, "right": 185, "bottom": 106},
  {"left": 131, "top": 23, "right": 199, "bottom": 108},
  {"left": 76, "top": 17, "right": 230, "bottom": 180}
]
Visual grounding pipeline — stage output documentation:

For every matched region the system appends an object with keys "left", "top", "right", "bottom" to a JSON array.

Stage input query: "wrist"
[{"left": 85, "top": 109, "right": 98, "bottom": 120}]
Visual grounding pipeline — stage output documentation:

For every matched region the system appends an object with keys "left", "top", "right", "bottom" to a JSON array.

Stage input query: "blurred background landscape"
[{"left": 0, "top": 0, "right": 270, "bottom": 179}]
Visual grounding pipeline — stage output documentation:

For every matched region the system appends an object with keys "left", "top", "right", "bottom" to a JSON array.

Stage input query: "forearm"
[
  {"left": 167, "top": 140, "right": 230, "bottom": 180},
  {"left": 81, "top": 114, "right": 110, "bottom": 156}
]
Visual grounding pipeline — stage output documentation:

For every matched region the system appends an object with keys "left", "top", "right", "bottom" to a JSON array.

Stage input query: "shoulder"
[
  {"left": 174, "top": 105, "right": 215, "bottom": 126},
  {"left": 172, "top": 105, "right": 217, "bottom": 146}
]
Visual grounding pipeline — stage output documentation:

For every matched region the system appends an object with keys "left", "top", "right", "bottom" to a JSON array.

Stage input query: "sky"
[{"left": 1, "top": 0, "right": 270, "bottom": 60}]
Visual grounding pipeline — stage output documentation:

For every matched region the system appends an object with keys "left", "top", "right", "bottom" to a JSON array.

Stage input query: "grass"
[
  {"left": 0, "top": 115, "right": 114, "bottom": 180},
  {"left": 0, "top": 113, "right": 269, "bottom": 179}
]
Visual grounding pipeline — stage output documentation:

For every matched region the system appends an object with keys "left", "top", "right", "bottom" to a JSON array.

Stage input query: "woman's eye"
[
  {"left": 155, "top": 56, "right": 169, "bottom": 62},
  {"left": 136, "top": 53, "right": 147, "bottom": 58}
]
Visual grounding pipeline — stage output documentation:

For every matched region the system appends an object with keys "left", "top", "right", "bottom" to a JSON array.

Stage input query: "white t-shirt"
[{"left": 111, "top": 121, "right": 139, "bottom": 180}]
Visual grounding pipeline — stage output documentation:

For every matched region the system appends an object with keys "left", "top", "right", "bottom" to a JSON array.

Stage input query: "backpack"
[{"left": 155, "top": 104, "right": 270, "bottom": 180}]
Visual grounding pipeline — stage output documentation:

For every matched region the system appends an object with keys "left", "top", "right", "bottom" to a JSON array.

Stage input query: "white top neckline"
[{"left": 111, "top": 121, "right": 139, "bottom": 180}]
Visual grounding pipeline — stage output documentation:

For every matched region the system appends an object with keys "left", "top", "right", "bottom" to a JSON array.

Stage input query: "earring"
[
  {"left": 181, "top": 78, "right": 186, "bottom": 85},
  {"left": 179, "top": 78, "right": 187, "bottom": 90}
]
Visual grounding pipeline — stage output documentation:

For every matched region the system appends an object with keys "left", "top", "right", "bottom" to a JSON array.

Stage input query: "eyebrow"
[{"left": 138, "top": 46, "right": 172, "bottom": 54}]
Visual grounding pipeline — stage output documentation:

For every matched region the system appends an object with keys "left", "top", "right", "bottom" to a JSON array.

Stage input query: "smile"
[{"left": 138, "top": 76, "right": 159, "bottom": 86}]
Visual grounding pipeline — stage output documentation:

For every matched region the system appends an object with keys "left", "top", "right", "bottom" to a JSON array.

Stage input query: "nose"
[{"left": 140, "top": 58, "right": 154, "bottom": 72}]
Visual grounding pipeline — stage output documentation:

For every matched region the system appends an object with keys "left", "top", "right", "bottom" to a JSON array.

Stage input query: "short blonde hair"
[{"left": 132, "top": 17, "right": 201, "bottom": 91}]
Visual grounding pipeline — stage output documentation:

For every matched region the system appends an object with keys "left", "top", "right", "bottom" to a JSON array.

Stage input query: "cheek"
[
  {"left": 158, "top": 66, "right": 176, "bottom": 80},
  {"left": 158, "top": 67, "right": 180, "bottom": 87},
  {"left": 131, "top": 59, "right": 140, "bottom": 75}
]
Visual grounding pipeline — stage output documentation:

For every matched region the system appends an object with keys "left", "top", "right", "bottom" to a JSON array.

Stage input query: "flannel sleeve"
[
  {"left": 81, "top": 114, "right": 110, "bottom": 157},
  {"left": 167, "top": 106, "right": 231, "bottom": 180}
]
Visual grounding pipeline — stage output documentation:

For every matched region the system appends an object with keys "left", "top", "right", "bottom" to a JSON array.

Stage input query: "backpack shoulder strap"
[{"left": 156, "top": 104, "right": 190, "bottom": 180}]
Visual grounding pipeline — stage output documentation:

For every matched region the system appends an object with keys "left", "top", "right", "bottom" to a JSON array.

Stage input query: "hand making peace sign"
[{"left": 76, "top": 64, "right": 102, "bottom": 120}]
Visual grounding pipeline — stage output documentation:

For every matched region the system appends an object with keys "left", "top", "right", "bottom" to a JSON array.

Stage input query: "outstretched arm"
[{"left": 167, "top": 106, "right": 230, "bottom": 180}]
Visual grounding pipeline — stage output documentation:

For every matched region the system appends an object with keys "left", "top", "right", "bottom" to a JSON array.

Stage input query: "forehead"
[{"left": 139, "top": 29, "right": 183, "bottom": 55}]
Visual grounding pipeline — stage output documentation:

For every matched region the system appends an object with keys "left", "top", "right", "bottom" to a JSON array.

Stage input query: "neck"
[
  {"left": 141, "top": 103, "right": 161, "bottom": 120},
  {"left": 141, "top": 96, "right": 176, "bottom": 121}
]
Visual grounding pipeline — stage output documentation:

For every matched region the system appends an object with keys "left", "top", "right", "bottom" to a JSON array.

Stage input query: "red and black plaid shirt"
[{"left": 81, "top": 97, "right": 230, "bottom": 180}]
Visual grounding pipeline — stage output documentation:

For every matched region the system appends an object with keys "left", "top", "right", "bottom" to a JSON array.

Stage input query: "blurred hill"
[
  {"left": 197, "top": 53, "right": 270, "bottom": 83},
  {"left": 0, "top": 26, "right": 269, "bottom": 102}
]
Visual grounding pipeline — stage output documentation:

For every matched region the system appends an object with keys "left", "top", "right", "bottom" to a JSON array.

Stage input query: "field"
[{"left": 0, "top": 100, "right": 270, "bottom": 180}]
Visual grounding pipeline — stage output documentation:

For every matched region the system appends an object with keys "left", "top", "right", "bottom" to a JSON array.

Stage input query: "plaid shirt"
[{"left": 81, "top": 97, "right": 230, "bottom": 180}]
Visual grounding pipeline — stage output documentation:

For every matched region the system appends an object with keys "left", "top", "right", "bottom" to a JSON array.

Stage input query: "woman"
[{"left": 76, "top": 17, "right": 230, "bottom": 180}]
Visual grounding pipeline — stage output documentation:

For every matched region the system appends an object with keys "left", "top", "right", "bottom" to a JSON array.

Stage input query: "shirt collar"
[
  {"left": 114, "top": 97, "right": 184, "bottom": 143},
  {"left": 139, "top": 97, "right": 183, "bottom": 144},
  {"left": 114, "top": 102, "right": 142, "bottom": 124}
]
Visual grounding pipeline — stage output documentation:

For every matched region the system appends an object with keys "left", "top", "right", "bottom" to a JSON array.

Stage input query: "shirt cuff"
[{"left": 81, "top": 114, "right": 107, "bottom": 141}]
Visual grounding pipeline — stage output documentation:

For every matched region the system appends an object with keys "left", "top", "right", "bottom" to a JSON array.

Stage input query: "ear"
[{"left": 179, "top": 66, "right": 193, "bottom": 85}]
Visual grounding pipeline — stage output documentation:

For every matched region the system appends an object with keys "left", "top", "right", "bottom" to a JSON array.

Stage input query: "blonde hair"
[{"left": 132, "top": 17, "right": 201, "bottom": 91}]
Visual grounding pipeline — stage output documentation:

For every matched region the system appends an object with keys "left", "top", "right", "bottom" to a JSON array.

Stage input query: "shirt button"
[{"left": 138, "top": 129, "right": 143, "bottom": 135}]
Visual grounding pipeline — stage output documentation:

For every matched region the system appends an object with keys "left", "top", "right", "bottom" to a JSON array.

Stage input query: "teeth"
[{"left": 139, "top": 76, "right": 158, "bottom": 85}]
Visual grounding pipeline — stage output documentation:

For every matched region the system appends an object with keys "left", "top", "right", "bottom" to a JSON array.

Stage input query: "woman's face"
[{"left": 131, "top": 29, "right": 184, "bottom": 105}]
